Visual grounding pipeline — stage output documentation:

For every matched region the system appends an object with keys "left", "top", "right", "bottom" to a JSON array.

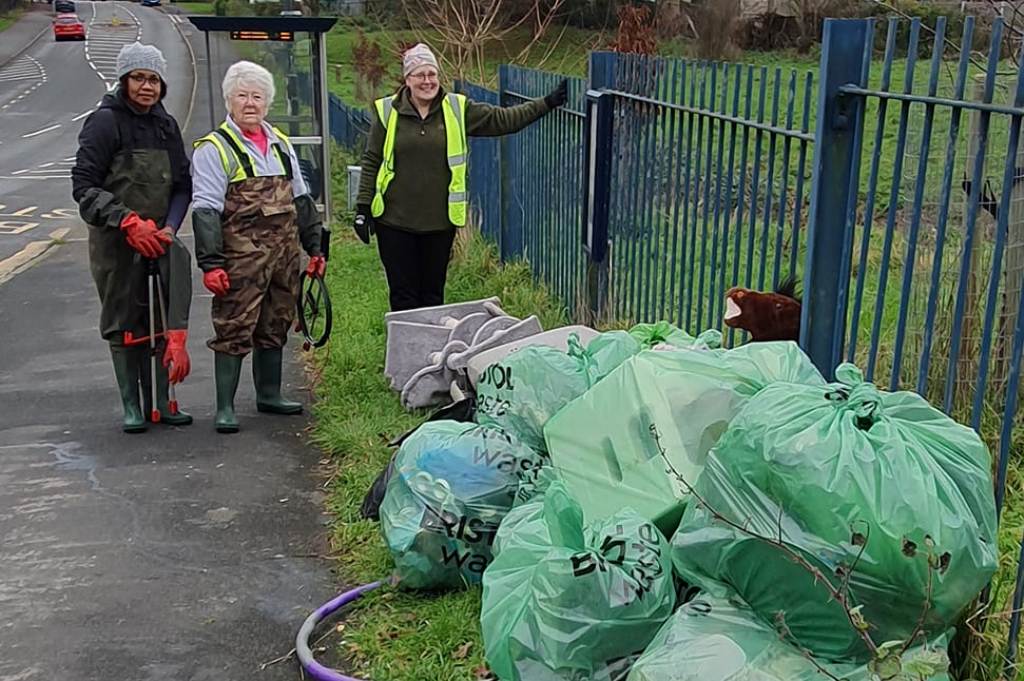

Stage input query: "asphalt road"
[
  {"left": 0, "top": 5, "right": 339, "bottom": 680},
  {"left": 0, "top": 1, "right": 194, "bottom": 263}
]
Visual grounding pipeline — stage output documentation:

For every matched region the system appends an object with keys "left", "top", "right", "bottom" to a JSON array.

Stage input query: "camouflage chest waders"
[{"left": 207, "top": 174, "right": 301, "bottom": 356}]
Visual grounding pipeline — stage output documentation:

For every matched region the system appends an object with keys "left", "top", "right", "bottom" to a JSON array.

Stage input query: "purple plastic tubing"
[{"left": 295, "top": 581, "right": 383, "bottom": 681}]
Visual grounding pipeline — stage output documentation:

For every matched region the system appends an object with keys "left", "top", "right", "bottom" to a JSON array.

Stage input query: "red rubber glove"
[
  {"left": 306, "top": 255, "right": 326, "bottom": 278},
  {"left": 120, "top": 212, "right": 171, "bottom": 259},
  {"left": 203, "top": 268, "right": 230, "bottom": 297},
  {"left": 163, "top": 330, "right": 191, "bottom": 385}
]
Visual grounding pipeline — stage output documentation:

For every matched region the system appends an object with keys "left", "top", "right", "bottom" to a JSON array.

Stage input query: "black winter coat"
[
  {"left": 71, "top": 87, "right": 193, "bottom": 343},
  {"left": 71, "top": 87, "right": 191, "bottom": 230}
]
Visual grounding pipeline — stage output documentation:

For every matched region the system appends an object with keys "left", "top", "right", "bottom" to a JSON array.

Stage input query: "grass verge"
[
  {"left": 0, "top": 3, "right": 26, "bottom": 34},
  {"left": 307, "top": 150, "right": 566, "bottom": 680},
  {"left": 171, "top": 2, "right": 215, "bottom": 15}
]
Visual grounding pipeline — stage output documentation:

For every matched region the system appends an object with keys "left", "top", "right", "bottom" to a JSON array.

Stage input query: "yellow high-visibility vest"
[
  {"left": 372, "top": 92, "right": 468, "bottom": 227},
  {"left": 194, "top": 122, "right": 294, "bottom": 184}
]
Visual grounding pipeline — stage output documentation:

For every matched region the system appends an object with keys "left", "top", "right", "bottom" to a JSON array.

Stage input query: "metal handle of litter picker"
[
  {"left": 154, "top": 267, "right": 179, "bottom": 416},
  {"left": 146, "top": 258, "right": 161, "bottom": 424}
]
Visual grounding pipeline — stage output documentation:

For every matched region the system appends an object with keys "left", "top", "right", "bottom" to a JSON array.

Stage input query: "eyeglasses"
[
  {"left": 408, "top": 71, "right": 438, "bottom": 82},
  {"left": 128, "top": 73, "right": 162, "bottom": 87}
]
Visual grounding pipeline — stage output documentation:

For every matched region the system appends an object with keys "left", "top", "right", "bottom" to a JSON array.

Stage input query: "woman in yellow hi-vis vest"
[{"left": 355, "top": 43, "right": 567, "bottom": 311}]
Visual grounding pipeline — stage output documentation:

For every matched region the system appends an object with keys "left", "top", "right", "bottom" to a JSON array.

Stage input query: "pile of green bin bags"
[
  {"left": 545, "top": 341, "right": 824, "bottom": 534},
  {"left": 672, "top": 364, "right": 998, "bottom": 661},
  {"left": 369, "top": 321, "right": 995, "bottom": 681}
]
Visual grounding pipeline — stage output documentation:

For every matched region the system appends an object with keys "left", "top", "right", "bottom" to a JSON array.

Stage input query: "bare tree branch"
[
  {"left": 400, "top": 0, "right": 566, "bottom": 83},
  {"left": 649, "top": 424, "right": 879, "bottom": 657},
  {"left": 775, "top": 613, "right": 847, "bottom": 681}
]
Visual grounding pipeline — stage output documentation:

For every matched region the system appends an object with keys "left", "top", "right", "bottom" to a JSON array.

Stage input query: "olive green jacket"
[{"left": 357, "top": 85, "right": 552, "bottom": 233}]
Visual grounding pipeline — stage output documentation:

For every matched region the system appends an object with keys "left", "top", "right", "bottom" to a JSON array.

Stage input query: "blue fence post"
[
  {"left": 498, "top": 64, "right": 521, "bottom": 262},
  {"left": 583, "top": 90, "right": 614, "bottom": 320},
  {"left": 581, "top": 52, "right": 616, "bottom": 321},
  {"left": 801, "top": 19, "right": 870, "bottom": 378}
]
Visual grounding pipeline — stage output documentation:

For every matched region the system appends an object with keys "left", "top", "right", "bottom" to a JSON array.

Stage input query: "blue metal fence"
[
  {"left": 454, "top": 81, "right": 503, "bottom": 247},
  {"left": 328, "top": 21, "right": 1024, "bottom": 673},
  {"left": 328, "top": 92, "right": 372, "bottom": 154}
]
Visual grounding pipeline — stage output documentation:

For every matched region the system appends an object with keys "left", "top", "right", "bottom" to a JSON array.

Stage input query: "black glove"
[
  {"left": 353, "top": 204, "right": 373, "bottom": 245},
  {"left": 544, "top": 79, "right": 568, "bottom": 110}
]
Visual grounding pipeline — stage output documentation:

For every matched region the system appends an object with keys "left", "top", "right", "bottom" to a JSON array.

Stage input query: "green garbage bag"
[
  {"left": 476, "top": 331, "right": 641, "bottom": 452},
  {"left": 380, "top": 420, "right": 547, "bottom": 590},
  {"left": 672, "top": 364, "right": 998, "bottom": 662},
  {"left": 627, "top": 594, "right": 951, "bottom": 681},
  {"left": 545, "top": 341, "right": 824, "bottom": 535},
  {"left": 482, "top": 480, "right": 676, "bottom": 681},
  {"left": 628, "top": 322, "right": 722, "bottom": 350}
]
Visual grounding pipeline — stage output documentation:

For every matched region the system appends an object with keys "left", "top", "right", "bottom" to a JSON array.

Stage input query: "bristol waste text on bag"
[
  {"left": 475, "top": 331, "right": 641, "bottom": 452},
  {"left": 626, "top": 594, "right": 951, "bottom": 681},
  {"left": 379, "top": 420, "right": 547, "bottom": 590},
  {"left": 544, "top": 341, "right": 824, "bottom": 535},
  {"left": 481, "top": 480, "right": 675, "bottom": 681},
  {"left": 671, "top": 364, "right": 998, "bottom": 662}
]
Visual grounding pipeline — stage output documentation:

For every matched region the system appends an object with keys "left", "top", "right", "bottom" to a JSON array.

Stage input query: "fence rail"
[{"left": 327, "top": 20, "right": 1024, "bottom": 675}]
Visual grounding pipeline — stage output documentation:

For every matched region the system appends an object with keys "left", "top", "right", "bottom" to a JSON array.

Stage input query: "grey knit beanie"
[
  {"left": 116, "top": 42, "right": 167, "bottom": 82},
  {"left": 402, "top": 43, "right": 439, "bottom": 79}
]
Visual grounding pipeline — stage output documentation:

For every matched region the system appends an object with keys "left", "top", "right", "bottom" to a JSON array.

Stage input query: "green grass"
[
  {"left": 171, "top": 2, "right": 215, "bottom": 15},
  {"left": 0, "top": 4, "right": 26, "bottom": 33},
  {"left": 306, "top": 147, "right": 566, "bottom": 680}
]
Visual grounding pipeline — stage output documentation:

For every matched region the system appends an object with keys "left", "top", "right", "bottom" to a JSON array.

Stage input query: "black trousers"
[{"left": 376, "top": 224, "right": 457, "bottom": 312}]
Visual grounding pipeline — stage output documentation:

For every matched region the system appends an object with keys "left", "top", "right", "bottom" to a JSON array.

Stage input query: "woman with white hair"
[
  {"left": 355, "top": 42, "right": 567, "bottom": 311},
  {"left": 191, "top": 60, "right": 326, "bottom": 434}
]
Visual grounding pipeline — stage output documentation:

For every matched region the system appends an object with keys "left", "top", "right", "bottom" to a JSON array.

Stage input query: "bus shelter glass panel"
[{"left": 204, "top": 30, "right": 320, "bottom": 136}]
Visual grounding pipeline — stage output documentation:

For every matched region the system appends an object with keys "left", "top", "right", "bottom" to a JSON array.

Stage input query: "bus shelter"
[{"left": 187, "top": 15, "right": 338, "bottom": 219}]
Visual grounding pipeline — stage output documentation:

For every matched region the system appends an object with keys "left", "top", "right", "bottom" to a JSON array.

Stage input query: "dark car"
[{"left": 54, "top": 0, "right": 75, "bottom": 13}]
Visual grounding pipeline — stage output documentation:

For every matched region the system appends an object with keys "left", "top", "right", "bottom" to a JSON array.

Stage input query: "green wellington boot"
[
  {"left": 214, "top": 352, "right": 244, "bottom": 433},
  {"left": 253, "top": 347, "right": 303, "bottom": 415},
  {"left": 110, "top": 346, "right": 146, "bottom": 433},
  {"left": 137, "top": 348, "right": 193, "bottom": 426}
]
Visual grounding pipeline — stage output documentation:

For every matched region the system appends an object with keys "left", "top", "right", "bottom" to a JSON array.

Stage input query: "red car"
[{"left": 53, "top": 14, "right": 85, "bottom": 41}]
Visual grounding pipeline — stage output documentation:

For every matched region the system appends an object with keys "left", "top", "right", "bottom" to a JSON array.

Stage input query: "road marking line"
[
  {"left": 0, "top": 239, "right": 63, "bottom": 286},
  {"left": 22, "top": 124, "right": 60, "bottom": 138},
  {"left": 0, "top": 175, "right": 70, "bottom": 180},
  {"left": 39, "top": 162, "right": 54, "bottom": 168},
  {"left": 9, "top": 207, "right": 38, "bottom": 216},
  {"left": 49, "top": 228, "right": 71, "bottom": 241},
  {"left": 71, "top": 110, "right": 94, "bottom": 122}
]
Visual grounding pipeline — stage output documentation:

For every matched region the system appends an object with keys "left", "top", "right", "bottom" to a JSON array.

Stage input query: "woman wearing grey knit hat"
[
  {"left": 71, "top": 41, "right": 195, "bottom": 433},
  {"left": 355, "top": 42, "right": 568, "bottom": 312}
]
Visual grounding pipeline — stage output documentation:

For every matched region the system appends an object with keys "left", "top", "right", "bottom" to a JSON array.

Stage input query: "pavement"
[
  {"left": 0, "top": 5, "right": 52, "bottom": 70},
  {"left": 0, "top": 3, "right": 340, "bottom": 680}
]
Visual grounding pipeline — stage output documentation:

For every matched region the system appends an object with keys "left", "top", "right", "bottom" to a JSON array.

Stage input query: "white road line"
[
  {"left": 71, "top": 109, "right": 94, "bottom": 122},
  {"left": 22, "top": 124, "right": 61, "bottom": 139},
  {"left": 39, "top": 163, "right": 54, "bottom": 168},
  {"left": 11, "top": 169, "right": 30, "bottom": 175},
  {"left": 0, "top": 175, "right": 70, "bottom": 180},
  {"left": 64, "top": 156, "right": 76, "bottom": 161}
]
